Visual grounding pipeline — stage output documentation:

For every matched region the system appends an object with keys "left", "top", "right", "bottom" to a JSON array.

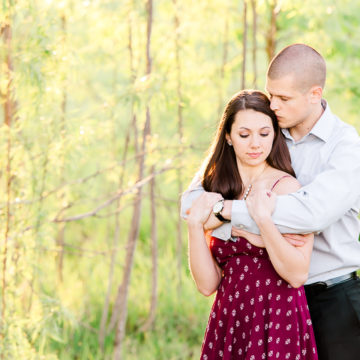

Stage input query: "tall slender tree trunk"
[
  {"left": 250, "top": 0, "right": 257, "bottom": 87},
  {"left": 1, "top": 113, "right": 12, "bottom": 356},
  {"left": 266, "top": 0, "right": 280, "bottom": 63},
  {"left": 106, "top": 3, "right": 139, "bottom": 338},
  {"left": 28, "top": 140, "right": 50, "bottom": 312},
  {"left": 99, "top": 116, "right": 132, "bottom": 350},
  {"left": 218, "top": 14, "right": 229, "bottom": 118},
  {"left": 0, "top": 5, "right": 16, "bottom": 350},
  {"left": 56, "top": 13, "right": 68, "bottom": 283},
  {"left": 107, "top": 114, "right": 138, "bottom": 336},
  {"left": 1, "top": 17, "right": 17, "bottom": 125},
  {"left": 172, "top": 0, "right": 184, "bottom": 296},
  {"left": 1, "top": 121, "right": 11, "bottom": 359},
  {"left": 241, "top": 0, "right": 248, "bottom": 89},
  {"left": 112, "top": 114, "right": 150, "bottom": 360},
  {"left": 99, "top": 13, "right": 136, "bottom": 341},
  {"left": 139, "top": 164, "right": 158, "bottom": 332},
  {"left": 113, "top": 1, "right": 153, "bottom": 358}
]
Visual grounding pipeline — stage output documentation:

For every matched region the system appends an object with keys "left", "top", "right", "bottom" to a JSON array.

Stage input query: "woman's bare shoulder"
[{"left": 269, "top": 170, "right": 300, "bottom": 195}]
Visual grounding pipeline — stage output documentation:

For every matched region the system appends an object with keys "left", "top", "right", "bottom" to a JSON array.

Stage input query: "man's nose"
[{"left": 270, "top": 98, "right": 279, "bottom": 111}]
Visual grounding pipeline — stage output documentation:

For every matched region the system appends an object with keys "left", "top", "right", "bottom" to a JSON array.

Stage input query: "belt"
[{"left": 305, "top": 271, "right": 358, "bottom": 290}]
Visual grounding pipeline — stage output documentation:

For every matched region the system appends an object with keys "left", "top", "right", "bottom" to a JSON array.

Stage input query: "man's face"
[{"left": 265, "top": 74, "right": 313, "bottom": 130}]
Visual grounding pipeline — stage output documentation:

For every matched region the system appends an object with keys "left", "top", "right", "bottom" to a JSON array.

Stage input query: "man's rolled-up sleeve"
[{"left": 180, "top": 172, "right": 204, "bottom": 219}]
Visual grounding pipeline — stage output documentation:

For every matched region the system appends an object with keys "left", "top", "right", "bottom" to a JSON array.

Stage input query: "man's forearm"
[
  {"left": 231, "top": 190, "right": 359, "bottom": 235},
  {"left": 182, "top": 186, "right": 353, "bottom": 238},
  {"left": 231, "top": 195, "right": 319, "bottom": 235}
]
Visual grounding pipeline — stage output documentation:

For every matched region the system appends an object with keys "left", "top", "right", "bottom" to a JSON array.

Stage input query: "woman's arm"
[
  {"left": 187, "top": 192, "right": 223, "bottom": 296},
  {"left": 246, "top": 178, "right": 314, "bottom": 288}
]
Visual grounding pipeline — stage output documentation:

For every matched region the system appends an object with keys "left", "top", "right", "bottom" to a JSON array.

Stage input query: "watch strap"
[{"left": 215, "top": 212, "right": 230, "bottom": 222}]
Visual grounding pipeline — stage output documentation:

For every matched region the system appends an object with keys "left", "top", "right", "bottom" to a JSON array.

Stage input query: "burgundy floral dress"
[{"left": 200, "top": 236, "right": 318, "bottom": 360}]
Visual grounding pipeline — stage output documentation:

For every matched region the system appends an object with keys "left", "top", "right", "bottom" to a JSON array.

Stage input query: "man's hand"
[
  {"left": 187, "top": 192, "right": 223, "bottom": 226},
  {"left": 283, "top": 233, "right": 314, "bottom": 247},
  {"left": 231, "top": 228, "right": 314, "bottom": 248},
  {"left": 231, "top": 227, "right": 265, "bottom": 247}
]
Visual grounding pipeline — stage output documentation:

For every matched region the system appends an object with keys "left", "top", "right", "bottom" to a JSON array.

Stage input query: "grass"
[{"left": 36, "top": 217, "right": 214, "bottom": 360}]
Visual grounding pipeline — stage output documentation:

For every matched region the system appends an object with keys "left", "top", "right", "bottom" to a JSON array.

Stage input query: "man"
[{"left": 181, "top": 44, "right": 360, "bottom": 360}]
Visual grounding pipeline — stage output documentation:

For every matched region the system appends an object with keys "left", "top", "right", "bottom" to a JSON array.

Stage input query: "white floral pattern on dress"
[{"left": 200, "top": 237, "right": 318, "bottom": 360}]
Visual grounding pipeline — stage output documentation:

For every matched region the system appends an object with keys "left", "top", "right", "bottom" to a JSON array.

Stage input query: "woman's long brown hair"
[{"left": 202, "top": 90, "right": 295, "bottom": 200}]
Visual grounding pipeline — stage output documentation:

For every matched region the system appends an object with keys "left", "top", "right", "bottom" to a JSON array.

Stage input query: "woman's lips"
[{"left": 247, "top": 153, "right": 262, "bottom": 158}]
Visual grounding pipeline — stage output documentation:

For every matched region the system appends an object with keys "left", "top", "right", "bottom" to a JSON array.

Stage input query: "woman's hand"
[
  {"left": 246, "top": 187, "right": 277, "bottom": 224},
  {"left": 187, "top": 192, "right": 223, "bottom": 226}
]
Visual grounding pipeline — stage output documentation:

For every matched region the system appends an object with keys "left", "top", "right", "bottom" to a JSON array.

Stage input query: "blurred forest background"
[{"left": 0, "top": 0, "right": 359, "bottom": 359}]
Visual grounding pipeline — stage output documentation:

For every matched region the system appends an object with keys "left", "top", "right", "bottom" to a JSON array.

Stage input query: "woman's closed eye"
[{"left": 239, "top": 133, "right": 270, "bottom": 138}]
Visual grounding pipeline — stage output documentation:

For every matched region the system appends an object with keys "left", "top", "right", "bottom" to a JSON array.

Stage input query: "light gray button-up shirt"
[{"left": 181, "top": 101, "right": 360, "bottom": 284}]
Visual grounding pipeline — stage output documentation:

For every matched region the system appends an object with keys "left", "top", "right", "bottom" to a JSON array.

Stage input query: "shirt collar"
[
  {"left": 281, "top": 99, "right": 335, "bottom": 143},
  {"left": 308, "top": 99, "right": 334, "bottom": 142}
]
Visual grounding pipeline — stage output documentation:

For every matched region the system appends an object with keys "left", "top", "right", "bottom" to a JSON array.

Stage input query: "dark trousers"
[{"left": 305, "top": 276, "right": 360, "bottom": 360}]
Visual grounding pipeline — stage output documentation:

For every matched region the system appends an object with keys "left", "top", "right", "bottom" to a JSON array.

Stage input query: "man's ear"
[{"left": 309, "top": 85, "right": 323, "bottom": 104}]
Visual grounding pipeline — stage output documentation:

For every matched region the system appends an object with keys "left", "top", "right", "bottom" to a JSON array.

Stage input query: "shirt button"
[{"left": 238, "top": 224, "right": 244, "bottom": 229}]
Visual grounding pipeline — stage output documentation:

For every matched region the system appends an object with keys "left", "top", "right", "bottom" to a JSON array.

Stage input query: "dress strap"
[{"left": 270, "top": 175, "right": 292, "bottom": 191}]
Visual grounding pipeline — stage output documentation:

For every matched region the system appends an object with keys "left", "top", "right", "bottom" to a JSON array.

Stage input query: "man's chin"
[{"left": 277, "top": 117, "right": 288, "bottom": 128}]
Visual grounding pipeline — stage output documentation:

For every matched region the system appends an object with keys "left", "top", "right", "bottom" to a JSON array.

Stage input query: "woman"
[{"left": 187, "top": 90, "right": 318, "bottom": 359}]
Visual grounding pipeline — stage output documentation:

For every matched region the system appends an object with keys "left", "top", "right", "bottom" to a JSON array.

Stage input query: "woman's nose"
[{"left": 250, "top": 136, "right": 260, "bottom": 148}]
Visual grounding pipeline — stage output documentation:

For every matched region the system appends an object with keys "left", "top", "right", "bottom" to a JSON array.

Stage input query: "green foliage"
[{"left": 0, "top": 0, "right": 359, "bottom": 359}]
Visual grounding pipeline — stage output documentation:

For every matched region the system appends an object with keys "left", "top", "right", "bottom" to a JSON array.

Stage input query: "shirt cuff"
[{"left": 212, "top": 222, "right": 232, "bottom": 241}]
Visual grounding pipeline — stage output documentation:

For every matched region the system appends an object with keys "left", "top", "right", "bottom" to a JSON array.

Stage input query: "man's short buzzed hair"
[{"left": 267, "top": 44, "right": 326, "bottom": 92}]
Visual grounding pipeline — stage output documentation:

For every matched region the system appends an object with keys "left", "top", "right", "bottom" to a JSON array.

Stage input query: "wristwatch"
[{"left": 212, "top": 199, "right": 230, "bottom": 222}]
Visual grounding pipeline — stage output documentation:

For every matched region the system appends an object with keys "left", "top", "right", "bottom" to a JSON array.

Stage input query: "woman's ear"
[{"left": 225, "top": 134, "right": 232, "bottom": 146}]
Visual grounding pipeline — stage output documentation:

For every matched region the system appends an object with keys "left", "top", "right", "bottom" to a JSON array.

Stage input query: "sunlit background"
[{"left": 0, "top": 0, "right": 359, "bottom": 359}]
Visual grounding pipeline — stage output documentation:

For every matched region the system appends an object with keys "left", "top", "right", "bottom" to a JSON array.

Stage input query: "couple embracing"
[{"left": 182, "top": 44, "right": 360, "bottom": 360}]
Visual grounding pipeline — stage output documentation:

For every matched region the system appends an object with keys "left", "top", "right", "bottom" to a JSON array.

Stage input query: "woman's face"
[{"left": 226, "top": 109, "right": 275, "bottom": 168}]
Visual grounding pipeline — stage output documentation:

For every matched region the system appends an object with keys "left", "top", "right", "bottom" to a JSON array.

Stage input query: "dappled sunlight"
[{"left": 1, "top": 0, "right": 359, "bottom": 359}]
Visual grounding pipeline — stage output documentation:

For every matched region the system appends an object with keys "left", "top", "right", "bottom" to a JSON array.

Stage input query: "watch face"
[{"left": 213, "top": 201, "right": 223, "bottom": 214}]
